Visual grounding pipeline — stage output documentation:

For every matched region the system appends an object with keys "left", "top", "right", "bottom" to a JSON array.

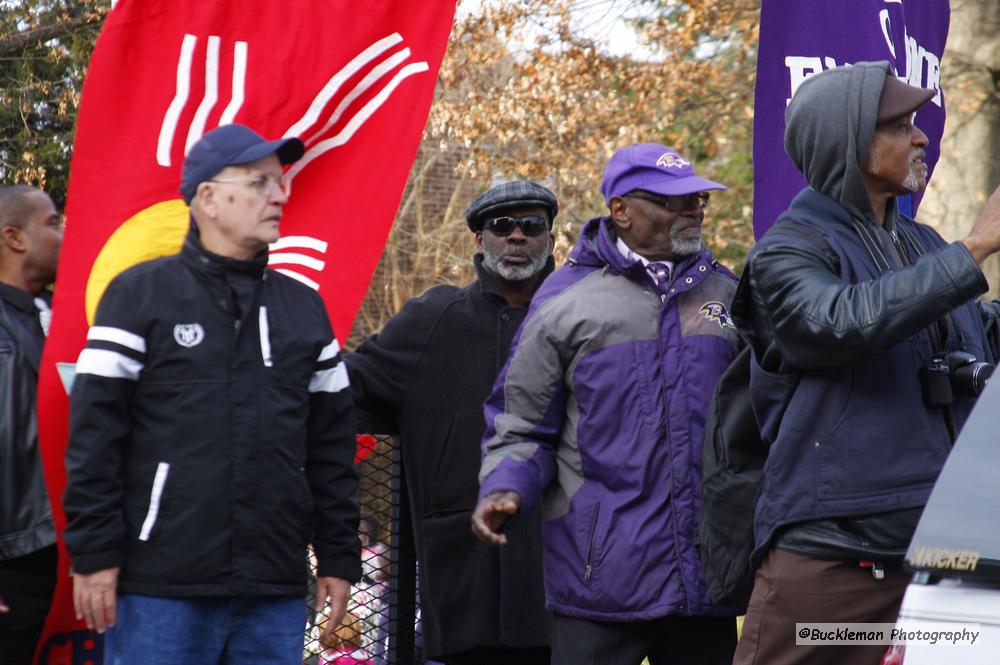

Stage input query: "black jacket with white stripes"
[{"left": 63, "top": 230, "right": 361, "bottom": 597}]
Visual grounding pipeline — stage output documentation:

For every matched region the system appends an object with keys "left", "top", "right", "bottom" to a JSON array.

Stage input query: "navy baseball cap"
[
  {"left": 180, "top": 124, "right": 305, "bottom": 203},
  {"left": 601, "top": 143, "right": 726, "bottom": 204}
]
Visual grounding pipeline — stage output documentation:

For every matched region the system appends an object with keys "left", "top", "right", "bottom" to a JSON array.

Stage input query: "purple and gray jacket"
[{"left": 479, "top": 216, "right": 740, "bottom": 621}]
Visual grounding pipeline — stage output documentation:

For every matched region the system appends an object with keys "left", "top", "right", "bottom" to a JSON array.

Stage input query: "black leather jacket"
[
  {"left": 0, "top": 290, "right": 55, "bottom": 560},
  {"left": 733, "top": 198, "right": 1000, "bottom": 563},
  {"left": 736, "top": 218, "right": 997, "bottom": 375}
]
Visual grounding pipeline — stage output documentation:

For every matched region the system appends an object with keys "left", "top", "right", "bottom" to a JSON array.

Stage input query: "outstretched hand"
[
  {"left": 471, "top": 491, "right": 522, "bottom": 545},
  {"left": 961, "top": 183, "right": 1000, "bottom": 264}
]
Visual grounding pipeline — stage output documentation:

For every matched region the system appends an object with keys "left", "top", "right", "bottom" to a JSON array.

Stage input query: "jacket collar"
[
  {"left": 569, "top": 216, "right": 710, "bottom": 282},
  {"left": 0, "top": 282, "right": 36, "bottom": 315},
  {"left": 180, "top": 224, "right": 268, "bottom": 279},
  {"left": 473, "top": 253, "right": 555, "bottom": 304}
]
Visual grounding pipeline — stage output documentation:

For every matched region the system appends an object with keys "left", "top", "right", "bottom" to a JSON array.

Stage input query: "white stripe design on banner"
[
  {"left": 75, "top": 348, "right": 144, "bottom": 380},
  {"left": 270, "top": 236, "right": 329, "bottom": 253},
  {"left": 157, "top": 34, "right": 197, "bottom": 167},
  {"left": 268, "top": 252, "right": 326, "bottom": 272},
  {"left": 138, "top": 462, "right": 170, "bottom": 541},
  {"left": 286, "top": 61, "right": 430, "bottom": 182},
  {"left": 318, "top": 339, "right": 341, "bottom": 362},
  {"left": 259, "top": 306, "right": 273, "bottom": 367},
  {"left": 304, "top": 48, "right": 412, "bottom": 146},
  {"left": 218, "top": 41, "right": 248, "bottom": 125},
  {"left": 268, "top": 236, "right": 329, "bottom": 287},
  {"left": 284, "top": 33, "right": 404, "bottom": 139},
  {"left": 87, "top": 326, "right": 147, "bottom": 353},
  {"left": 184, "top": 35, "right": 221, "bottom": 154},
  {"left": 309, "top": 363, "right": 350, "bottom": 393}
]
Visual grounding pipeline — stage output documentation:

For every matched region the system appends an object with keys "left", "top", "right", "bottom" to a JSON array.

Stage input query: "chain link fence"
[{"left": 303, "top": 435, "right": 428, "bottom": 665}]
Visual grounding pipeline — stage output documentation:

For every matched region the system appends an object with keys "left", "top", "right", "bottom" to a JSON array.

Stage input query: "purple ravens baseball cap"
[
  {"left": 180, "top": 124, "right": 304, "bottom": 203},
  {"left": 600, "top": 143, "right": 726, "bottom": 204}
]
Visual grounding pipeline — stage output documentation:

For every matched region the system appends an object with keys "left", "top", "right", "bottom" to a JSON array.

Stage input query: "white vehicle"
[{"left": 882, "top": 373, "right": 1000, "bottom": 665}]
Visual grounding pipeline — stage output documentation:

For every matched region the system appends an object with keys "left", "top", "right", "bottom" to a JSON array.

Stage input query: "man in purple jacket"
[{"left": 472, "top": 144, "right": 741, "bottom": 665}]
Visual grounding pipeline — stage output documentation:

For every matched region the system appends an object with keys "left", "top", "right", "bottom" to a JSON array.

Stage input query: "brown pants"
[{"left": 733, "top": 548, "right": 910, "bottom": 665}]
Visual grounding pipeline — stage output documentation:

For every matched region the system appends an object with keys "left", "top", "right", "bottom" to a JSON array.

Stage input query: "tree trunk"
[{"left": 921, "top": 0, "right": 1000, "bottom": 293}]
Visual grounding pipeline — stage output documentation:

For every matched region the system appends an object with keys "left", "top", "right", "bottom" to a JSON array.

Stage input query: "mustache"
[{"left": 672, "top": 217, "right": 702, "bottom": 230}]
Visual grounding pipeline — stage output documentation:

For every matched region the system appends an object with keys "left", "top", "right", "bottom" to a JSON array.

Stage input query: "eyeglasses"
[
  {"left": 483, "top": 215, "right": 550, "bottom": 237},
  {"left": 208, "top": 173, "right": 289, "bottom": 197},
  {"left": 626, "top": 191, "right": 710, "bottom": 212}
]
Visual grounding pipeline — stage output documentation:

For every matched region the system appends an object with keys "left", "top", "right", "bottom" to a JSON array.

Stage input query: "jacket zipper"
[
  {"left": 584, "top": 504, "right": 601, "bottom": 581},
  {"left": 138, "top": 462, "right": 170, "bottom": 541},
  {"left": 258, "top": 306, "right": 273, "bottom": 367}
]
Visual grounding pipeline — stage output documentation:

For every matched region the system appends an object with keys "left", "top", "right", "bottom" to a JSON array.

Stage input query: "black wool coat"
[{"left": 345, "top": 255, "right": 552, "bottom": 659}]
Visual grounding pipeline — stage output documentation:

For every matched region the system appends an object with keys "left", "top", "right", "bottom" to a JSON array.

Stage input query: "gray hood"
[{"left": 784, "top": 61, "right": 892, "bottom": 223}]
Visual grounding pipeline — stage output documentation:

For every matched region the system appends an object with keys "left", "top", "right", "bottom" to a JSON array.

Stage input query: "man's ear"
[
  {"left": 608, "top": 196, "right": 630, "bottom": 231},
  {"left": 193, "top": 182, "right": 217, "bottom": 218},
  {"left": 0, "top": 225, "right": 26, "bottom": 252},
  {"left": 547, "top": 232, "right": 555, "bottom": 252},
  {"left": 475, "top": 230, "right": 484, "bottom": 251}
]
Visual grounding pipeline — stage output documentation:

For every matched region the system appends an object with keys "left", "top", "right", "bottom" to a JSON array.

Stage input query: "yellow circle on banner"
[{"left": 85, "top": 199, "right": 189, "bottom": 324}]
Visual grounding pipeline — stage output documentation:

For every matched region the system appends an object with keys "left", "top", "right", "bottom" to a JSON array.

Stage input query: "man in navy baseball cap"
[
  {"left": 65, "top": 119, "right": 362, "bottom": 664},
  {"left": 179, "top": 124, "right": 305, "bottom": 261},
  {"left": 180, "top": 124, "right": 304, "bottom": 204}
]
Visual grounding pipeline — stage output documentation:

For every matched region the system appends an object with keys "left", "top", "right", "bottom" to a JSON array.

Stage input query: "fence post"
[{"left": 387, "top": 437, "right": 418, "bottom": 664}]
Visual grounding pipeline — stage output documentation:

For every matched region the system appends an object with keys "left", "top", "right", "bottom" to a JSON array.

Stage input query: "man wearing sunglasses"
[
  {"left": 473, "top": 144, "right": 741, "bottom": 665},
  {"left": 345, "top": 181, "right": 556, "bottom": 665},
  {"left": 63, "top": 124, "right": 362, "bottom": 664}
]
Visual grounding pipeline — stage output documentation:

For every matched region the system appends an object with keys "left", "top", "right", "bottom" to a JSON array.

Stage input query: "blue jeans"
[{"left": 104, "top": 594, "right": 307, "bottom": 665}]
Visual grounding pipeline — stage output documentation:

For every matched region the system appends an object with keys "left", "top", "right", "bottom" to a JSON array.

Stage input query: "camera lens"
[{"left": 952, "top": 361, "right": 994, "bottom": 396}]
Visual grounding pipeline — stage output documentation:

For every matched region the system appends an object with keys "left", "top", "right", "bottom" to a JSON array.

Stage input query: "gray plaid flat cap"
[{"left": 465, "top": 181, "right": 559, "bottom": 231}]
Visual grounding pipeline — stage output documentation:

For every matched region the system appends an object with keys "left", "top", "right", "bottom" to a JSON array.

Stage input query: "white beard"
[
  {"left": 482, "top": 242, "right": 550, "bottom": 282},
  {"left": 670, "top": 235, "right": 704, "bottom": 257},
  {"left": 670, "top": 217, "right": 704, "bottom": 257}
]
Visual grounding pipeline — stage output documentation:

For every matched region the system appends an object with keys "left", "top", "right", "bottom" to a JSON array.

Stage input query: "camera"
[{"left": 920, "top": 351, "right": 995, "bottom": 406}]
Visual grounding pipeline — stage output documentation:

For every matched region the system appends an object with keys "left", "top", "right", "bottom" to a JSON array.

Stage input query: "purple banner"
[{"left": 752, "top": 0, "right": 951, "bottom": 238}]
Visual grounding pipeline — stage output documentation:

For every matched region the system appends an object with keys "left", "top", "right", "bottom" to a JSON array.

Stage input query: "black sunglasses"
[
  {"left": 483, "top": 215, "right": 550, "bottom": 237},
  {"left": 626, "top": 191, "right": 710, "bottom": 212}
]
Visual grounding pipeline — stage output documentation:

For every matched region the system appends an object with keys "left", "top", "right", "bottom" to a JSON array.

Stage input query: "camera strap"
[
  {"left": 891, "top": 221, "right": 959, "bottom": 438},
  {"left": 896, "top": 223, "right": 954, "bottom": 353}
]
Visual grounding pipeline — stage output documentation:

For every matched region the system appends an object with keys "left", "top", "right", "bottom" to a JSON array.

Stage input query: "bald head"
[
  {"left": 0, "top": 185, "right": 45, "bottom": 230},
  {"left": 0, "top": 185, "right": 62, "bottom": 293}
]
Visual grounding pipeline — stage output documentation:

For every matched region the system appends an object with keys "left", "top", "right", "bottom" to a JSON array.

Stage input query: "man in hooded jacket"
[{"left": 731, "top": 61, "right": 1000, "bottom": 665}]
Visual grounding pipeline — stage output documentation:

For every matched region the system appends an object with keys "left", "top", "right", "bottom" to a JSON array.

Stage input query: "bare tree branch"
[{"left": 0, "top": 9, "right": 107, "bottom": 58}]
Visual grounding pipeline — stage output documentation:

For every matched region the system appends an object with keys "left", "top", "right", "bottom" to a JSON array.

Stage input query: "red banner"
[{"left": 35, "top": 1, "right": 455, "bottom": 661}]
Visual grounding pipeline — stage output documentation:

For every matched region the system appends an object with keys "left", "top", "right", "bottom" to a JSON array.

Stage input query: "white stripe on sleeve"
[
  {"left": 317, "top": 338, "right": 342, "bottom": 362},
  {"left": 87, "top": 326, "right": 148, "bottom": 353},
  {"left": 309, "top": 362, "right": 350, "bottom": 393},
  {"left": 75, "top": 348, "right": 144, "bottom": 381}
]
